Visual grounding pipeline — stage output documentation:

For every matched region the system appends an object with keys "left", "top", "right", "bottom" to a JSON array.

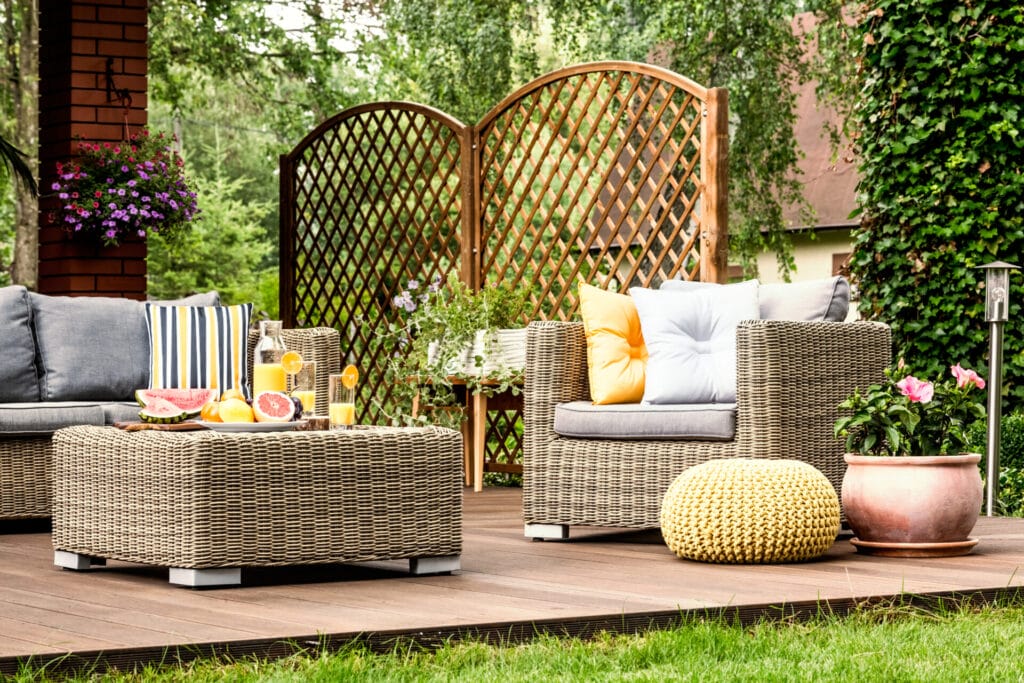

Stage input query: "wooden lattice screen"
[{"left": 280, "top": 62, "right": 728, "bottom": 430}]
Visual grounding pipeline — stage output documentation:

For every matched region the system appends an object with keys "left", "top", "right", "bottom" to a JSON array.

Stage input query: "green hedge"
[{"left": 851, "top": 3, "right": 1024, "bottom": 402}]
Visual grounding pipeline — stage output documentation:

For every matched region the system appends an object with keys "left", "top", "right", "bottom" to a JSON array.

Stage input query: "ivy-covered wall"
[{"left": 852, "top": 2, "right": 1024, "bottom": 402}]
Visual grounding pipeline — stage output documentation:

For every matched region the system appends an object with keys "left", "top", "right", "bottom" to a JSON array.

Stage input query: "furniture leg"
[
  {"left": 409, "top": 555, "right": 461, "bottom": 574},
  {"left": 472, "top": 391, "right": 486, "bottom": 492},
  {"left": 525, "top": 523, "right": 569, "bottom": 540},
  {"left": 168, "top": 567, "right": 242, "bottom": 588},
  {"left": 54, "top": 550, "right": 106, "bottom": 570}
]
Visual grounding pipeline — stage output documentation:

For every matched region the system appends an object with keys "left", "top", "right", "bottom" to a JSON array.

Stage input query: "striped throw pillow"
[{"left": 145, "top": 303, "right": 253, "bottom": 398}]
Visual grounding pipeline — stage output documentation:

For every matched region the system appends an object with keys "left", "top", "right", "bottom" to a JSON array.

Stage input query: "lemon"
[
  {"left": 281, "top": 350, "right": 303, "bottom": 375},
  {"left": 220, "top": 388, "right": 246, "bottom": 402},
  {"left": 341, "top": 364, "right": 359, "bottom": 390},
  {"left": 219, "top": 397, "right": 255, "bottom": 423}
]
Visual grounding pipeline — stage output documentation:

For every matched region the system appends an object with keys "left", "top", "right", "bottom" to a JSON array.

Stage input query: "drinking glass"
[
  {"left": 289, "top": 361, "right": 317, "bottom": 417},
  {"left": 329, "top": 373, "right": 356, "bottom": 429}
]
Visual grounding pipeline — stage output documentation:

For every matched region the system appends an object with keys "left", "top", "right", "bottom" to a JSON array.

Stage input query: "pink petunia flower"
[
  {"left": 896, "top": 375, "right": 934, "bottom": 403},
  {"left": 951, "top": 363, "right": 986, "bottom": 390}
]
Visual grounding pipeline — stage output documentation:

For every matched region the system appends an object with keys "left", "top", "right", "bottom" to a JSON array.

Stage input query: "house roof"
[{"left": 783, "top": 13, "right": 859, "bottom": 232}]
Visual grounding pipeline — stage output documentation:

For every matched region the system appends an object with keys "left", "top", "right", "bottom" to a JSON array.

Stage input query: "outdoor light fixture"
[{"left": 978, "top": 261, "right": 1020, "bottom": 516}]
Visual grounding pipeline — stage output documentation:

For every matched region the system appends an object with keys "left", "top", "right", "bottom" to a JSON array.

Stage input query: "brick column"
[{"left": 38, "top": 0, "right": 148, "bottom": 299}]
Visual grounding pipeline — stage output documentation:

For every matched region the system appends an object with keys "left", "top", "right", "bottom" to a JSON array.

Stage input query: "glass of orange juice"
[
  {"left": 329, "top": 372, "right": 356, "bottom": 429},
  {"left": 290, "top": 361, "right": 317, "bottom": 417}
]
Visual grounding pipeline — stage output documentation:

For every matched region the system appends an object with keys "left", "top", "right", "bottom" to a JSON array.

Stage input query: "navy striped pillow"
[{"left": 145, "top": 303, "right": 253, "bottom": 398}]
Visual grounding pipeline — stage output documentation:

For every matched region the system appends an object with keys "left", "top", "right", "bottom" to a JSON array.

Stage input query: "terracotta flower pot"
[{"left": 841, "top": 453, "right": 983, "bottom": 557}]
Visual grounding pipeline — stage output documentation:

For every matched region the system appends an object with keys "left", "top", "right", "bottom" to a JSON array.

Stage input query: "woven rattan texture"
[
  {"left": 522, "top": 319, "right": 891, "bottom": 530},
  {"left": 52, "top": 425, "right": 462, "bottom": 569},
  {"left": 246, "top": 326, "right": 341, "bottom": 416},
  {"left": 660, "top": 458, "right": 841, "bottom": 563},
  {"left": 0, "top": 436, "right": 52, "bottom": 519}
]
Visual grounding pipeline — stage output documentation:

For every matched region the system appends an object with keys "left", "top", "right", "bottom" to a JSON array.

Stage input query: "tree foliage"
[
  {"left": 547, "top": 0, "right": 812, "bottom": 276},
  {"left": 849, "top": 2, "right": 1024, "bottom": 400},
  {"left": 363, "top": 0, "right": 544, "bottom": 123}
]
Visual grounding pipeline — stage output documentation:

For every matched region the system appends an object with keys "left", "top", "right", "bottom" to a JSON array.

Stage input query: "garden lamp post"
[{"left": 978, "top": 261, "right": 1019, "bottom": 516}]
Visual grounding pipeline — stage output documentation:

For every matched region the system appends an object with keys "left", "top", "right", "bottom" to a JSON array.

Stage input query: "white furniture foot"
[
  {"left": 54, "top": 550, "right": 106, "bottom": 570},
  {"left": 525, "top": 523, "right": 570, "bottom": 540},
  {"left": 169, "top": 567, "right": 242, "bottom": 587},
  {"left": 409, "top": 555, "right": 460, "bottom": 575}
]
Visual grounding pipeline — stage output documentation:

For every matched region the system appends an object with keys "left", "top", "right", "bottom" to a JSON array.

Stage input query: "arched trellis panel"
[
  {"left": 475, "top": 62, "right": 728, "bottom": 321},
  {"left": 280, "top": 62, "right": 728, "bottom": 425},
  {"left": 280, "top": 102, "right": 470, "bottom": 421}
]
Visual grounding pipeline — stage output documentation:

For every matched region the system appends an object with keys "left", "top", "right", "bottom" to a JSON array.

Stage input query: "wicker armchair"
[
  {"left": 0, "top": 326, "right": 339, "bottom": 521},
  {"left": 522, "top": 319, "right": 891, "bottom": 539}
]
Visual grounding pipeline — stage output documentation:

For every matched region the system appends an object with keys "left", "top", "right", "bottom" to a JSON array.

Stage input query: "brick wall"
[{"left": 38, "top": 0, "right": 148, "bottom": 299}]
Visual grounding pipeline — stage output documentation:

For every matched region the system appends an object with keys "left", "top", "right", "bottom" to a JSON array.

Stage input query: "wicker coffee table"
[{"left": 51, "top": 425, "right": 463, "bottom": 587}]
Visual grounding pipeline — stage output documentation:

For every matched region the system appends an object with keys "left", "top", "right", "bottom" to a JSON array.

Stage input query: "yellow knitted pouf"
[{"left": 660, "top": 458, "right": 841, "bottom": 564}]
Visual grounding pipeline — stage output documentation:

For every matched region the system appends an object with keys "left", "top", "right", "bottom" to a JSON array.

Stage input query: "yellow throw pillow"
[{"left": 579, "top": 283, "right": 647, "bottom": 404}]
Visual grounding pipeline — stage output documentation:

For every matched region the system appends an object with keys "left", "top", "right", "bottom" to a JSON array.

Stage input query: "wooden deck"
[{"left": 3, "top": 487, "right": 1024, "bottom": 675}]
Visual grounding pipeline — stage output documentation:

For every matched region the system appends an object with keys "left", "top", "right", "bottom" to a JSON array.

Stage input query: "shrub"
[{"left": 849, "top": 2, "right": 1024, "bottom": 404}]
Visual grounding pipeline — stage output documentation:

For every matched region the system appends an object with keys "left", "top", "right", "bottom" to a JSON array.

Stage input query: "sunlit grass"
[{"left": 15, "top": 597, "right": 1024, "bottom": 682}]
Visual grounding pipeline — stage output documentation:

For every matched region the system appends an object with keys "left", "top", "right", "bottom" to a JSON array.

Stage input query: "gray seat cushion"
[
  {"left": 0, "top": 285, "right": 40, "bottom": 402},
  {"left": 553, "top": 401, "right": 736, "bottom": 440},
  {"left": 0, "top": 401, "right": 141, "bottom": 435},
  {"left": 29, "top": 291, "right": 221, "bottom": 402}
]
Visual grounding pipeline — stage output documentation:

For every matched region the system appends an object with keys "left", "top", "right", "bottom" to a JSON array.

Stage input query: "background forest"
[
  {"left": 3, "top": 0, "right": 1023, "bottom": 410},
  {"left": 1, "top": 0, "right": 834, "bottom": 316}
]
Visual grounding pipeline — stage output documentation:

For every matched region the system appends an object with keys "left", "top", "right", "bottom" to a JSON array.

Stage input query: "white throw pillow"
[{"left": 630, "top": 280, "right": 760, "bottom": 404}]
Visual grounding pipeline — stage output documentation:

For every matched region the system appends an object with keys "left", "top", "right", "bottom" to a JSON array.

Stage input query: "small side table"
[{"left": 412, "top": 378, "right": 524, "bottom": 492}]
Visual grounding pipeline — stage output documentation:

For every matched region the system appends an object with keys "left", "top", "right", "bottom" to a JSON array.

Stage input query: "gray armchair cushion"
[
  {"left": 553, "top": 401, "right": 736, "bottom": 440},
  {"left": 660, "top": 276, "right": 850, "bottom": 322},
  {"left": 0, "top": 285, "right": 40, "bottom": 402},
  {"left": 29, "top": 291, "right": 221, "bottom": 402}
]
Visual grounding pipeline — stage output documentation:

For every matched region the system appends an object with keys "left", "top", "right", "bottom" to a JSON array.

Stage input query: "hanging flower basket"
[{"left": 50, "top": 129, "right": 200, "bottom": 247}]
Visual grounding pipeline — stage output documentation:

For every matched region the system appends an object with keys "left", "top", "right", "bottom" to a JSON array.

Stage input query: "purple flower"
[{"left": 51, "top": 182, "right": 61, "bottom": 191}]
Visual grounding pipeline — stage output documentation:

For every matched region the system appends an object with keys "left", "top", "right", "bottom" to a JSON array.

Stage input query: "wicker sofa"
[
  {"left": 522, "top": 318, "right": 892, "bottom": 539},
  {"left": 0, "top": 285, "right": 339, "bottom": 521}
]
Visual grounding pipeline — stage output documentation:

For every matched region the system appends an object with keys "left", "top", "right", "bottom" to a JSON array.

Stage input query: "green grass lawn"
[{"left": 16, "top": 598, "right": 1024, "bottom": 682}]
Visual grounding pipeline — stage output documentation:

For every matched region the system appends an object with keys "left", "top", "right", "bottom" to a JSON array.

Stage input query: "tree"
[
  {"left": 1, "top": 0, "right": 38, "bottom": 288},
  {"left": 546, "top": 0, "right": 814, "bottom": 277},
  {"left": 364, "top": 0, "right": 546, "bottom": 123}
]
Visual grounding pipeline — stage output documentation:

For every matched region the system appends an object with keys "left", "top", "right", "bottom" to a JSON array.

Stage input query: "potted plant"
[
  {"left": 834, "top": 361, "right": 987, "bottom": 557},
  {"left": 370, "top": 274, "right": 527, "bottom": 429},
  {"left": 49, "top": 130, "right": 200, "bottom": 247}
]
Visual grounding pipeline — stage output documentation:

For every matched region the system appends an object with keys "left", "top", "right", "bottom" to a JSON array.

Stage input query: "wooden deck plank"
[{"left": 1, "top": 487, "right": 1023, "bottom": 673}]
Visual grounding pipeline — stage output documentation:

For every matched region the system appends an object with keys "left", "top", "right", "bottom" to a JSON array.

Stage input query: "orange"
[
  {"left": 221, "top": 388, "right": 245, "bottom": 402},
  {"left": 199, "top": 401, "right": 222, "bottom": 423},
  {"left": 281, "top": 350, "right": 303, "bottom": 375},
  {"left": 341, "top": 364, "right": 359, "bottom": 389},
  {"left": 219, "top": 397, "right": 255, "bottom": 423}
]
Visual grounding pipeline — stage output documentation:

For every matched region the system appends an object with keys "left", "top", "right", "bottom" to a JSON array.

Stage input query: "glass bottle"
[{"left": 252, "top": 320, "right": 287, "bottom": 395}]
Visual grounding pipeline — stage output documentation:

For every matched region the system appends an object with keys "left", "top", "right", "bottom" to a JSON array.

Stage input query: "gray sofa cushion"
[
  {"left": 0, "top": 285, "right": 40, "bottom": 402},
  {"left": 0, "top": 402, "right": 107, "bottom": 435},
  {"left": 660, "top": 276, "right": 850, "bottom": 322},
  {"left": 29, "top": 291, "right": 221, "bottom": 402},
  {"left": 0, "top": 401, "right": 140, "bottom": 435},
  {"left": 553, "top": 401, "right": 736, "bottom": 440}
]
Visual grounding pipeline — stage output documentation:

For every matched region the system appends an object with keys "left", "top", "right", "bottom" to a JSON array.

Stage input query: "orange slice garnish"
[
  {"left": 281, "top": 350, "right": 303, "bottom": 375},
  {"left": 341, "top": 364, "right": 359, "bottom": 389}
]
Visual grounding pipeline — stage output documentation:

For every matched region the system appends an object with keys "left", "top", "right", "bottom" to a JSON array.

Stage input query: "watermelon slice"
[
  {"left": 138, "top": 397, "right": 190, "bottom": 424},
  {"left": 135, "top": 388, "right": 219, "bottom": 417}
]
